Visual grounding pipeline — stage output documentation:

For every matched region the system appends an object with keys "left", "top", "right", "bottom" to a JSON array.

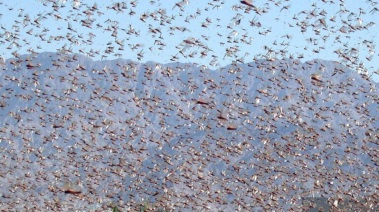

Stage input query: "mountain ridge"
[{"left": 0, "top": 52, "right": 378, "bottom": 211}]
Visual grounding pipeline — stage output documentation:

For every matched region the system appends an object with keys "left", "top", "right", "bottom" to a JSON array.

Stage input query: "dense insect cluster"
[
  {"left": 0, "top": 53, "right": 378, "bottom": 211},
  {"left": 0, "top": 0, "right": 378, "bottom": 211}
]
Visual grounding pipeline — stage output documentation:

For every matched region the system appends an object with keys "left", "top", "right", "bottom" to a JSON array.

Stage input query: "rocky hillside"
[{"left": 0, "top": 52, "right": 378, "bottom": 211}]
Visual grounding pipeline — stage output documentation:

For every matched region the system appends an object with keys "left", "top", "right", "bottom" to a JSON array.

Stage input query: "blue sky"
[{"left": 1, "top": 0, "right": 378, "bottom": 81}]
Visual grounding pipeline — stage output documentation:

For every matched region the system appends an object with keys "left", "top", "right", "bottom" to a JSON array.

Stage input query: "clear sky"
[{"left": 1, "top": 0, "right": 378, "bottom": 81}]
